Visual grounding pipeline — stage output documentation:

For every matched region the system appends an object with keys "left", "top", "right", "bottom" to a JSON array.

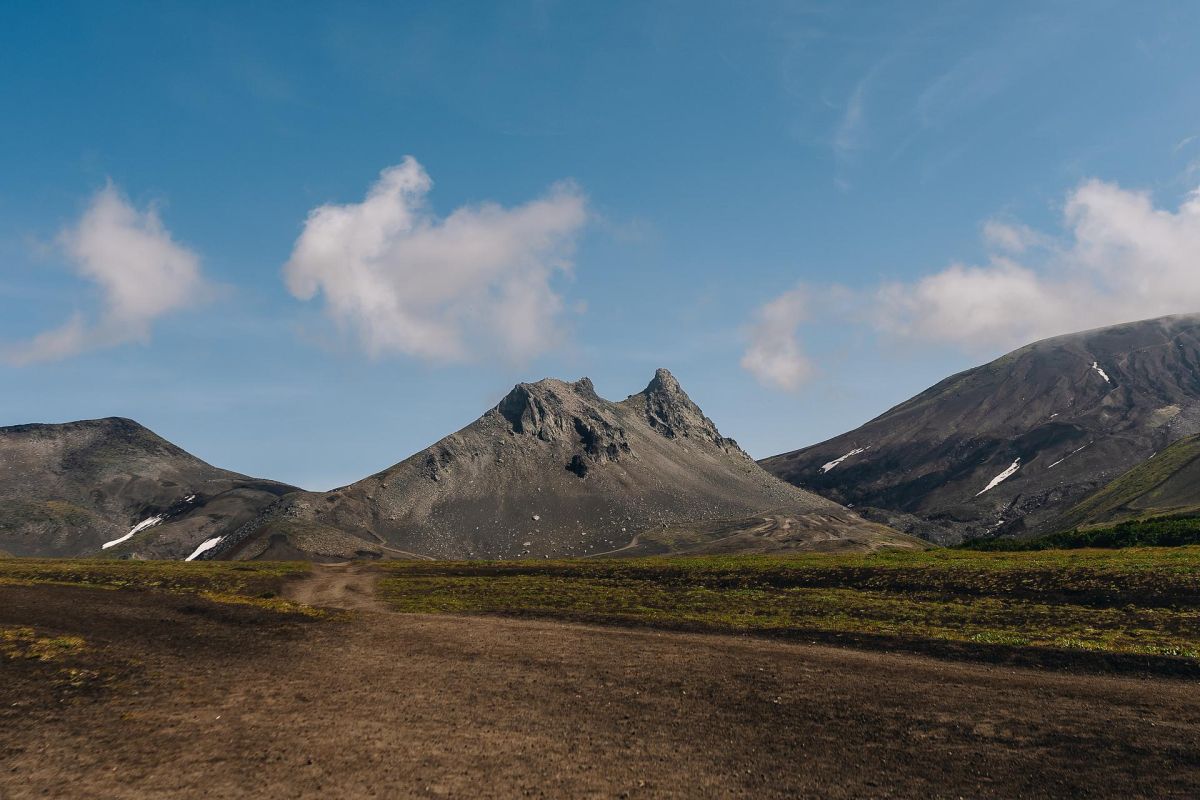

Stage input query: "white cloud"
[
  {"left": 5, "top": 184, "right": 207, "bottom": 365},
  {"left": 741, "top": 288, "right": 813, "bottom": 391},
  {"left": 743, "top": 179, "right": 1200, "bottom": 381},
  {"left": 874, "top": 258, "right": 1069, "bottom": 349},
  {"left": 878, "top": 180, "right": 1200, "bottom": 350},
  {"left": 283, "top": 157, "right": 588, "bottom": 363}
]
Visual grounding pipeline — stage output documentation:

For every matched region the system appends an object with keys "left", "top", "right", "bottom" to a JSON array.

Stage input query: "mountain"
[
  {"left": 214, "top": 369, "right": 918, "bottom": 560},
  {"left": 1053, "top": 433, "right": 1200, "bottom": 530},
  {"left": 0, "top": 418, "right": 297, "bottom": 558},
  {"left": 761, "top": 315, "right": 1200, "bottom": 543}
]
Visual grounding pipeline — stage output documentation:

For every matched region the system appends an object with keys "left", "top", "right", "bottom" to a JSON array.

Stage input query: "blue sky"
[{"left": 3, "top": 1, "right": 1200, "bottom": 490}]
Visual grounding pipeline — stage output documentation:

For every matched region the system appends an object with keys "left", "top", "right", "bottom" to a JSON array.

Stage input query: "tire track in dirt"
[{"left": 282, "top": 563, "right": 388, "bottom": 611}]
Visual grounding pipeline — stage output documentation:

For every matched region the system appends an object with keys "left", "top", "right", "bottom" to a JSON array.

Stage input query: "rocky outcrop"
[{"left": 631, "top": 368, "right": 743, "bottom": 454}]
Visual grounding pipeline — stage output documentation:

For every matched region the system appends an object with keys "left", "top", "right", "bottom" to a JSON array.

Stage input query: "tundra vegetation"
[
  {"left": 376, "top": 547, "right": 1200, "bottom": 668},
  {"left": 4, "top": 548, "right": 1200, "bottom": 670},
  {"left": 0, "top": 559, "right": 317, "bottom": 615}
]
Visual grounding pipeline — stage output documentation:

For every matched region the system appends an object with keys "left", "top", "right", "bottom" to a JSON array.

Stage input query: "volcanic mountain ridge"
[
  {"left": 762, "top": 314, "right": 1200, "bottom": 543},
  {"left": 214, "top": 369, "right": 915, "bottom": 560}
]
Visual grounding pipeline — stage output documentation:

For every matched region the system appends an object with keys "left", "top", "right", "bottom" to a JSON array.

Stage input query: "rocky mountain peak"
[
  {"left": 572, "top": 376, "right": 600, "bottom": 400},
  {"left": 498, "top": 378, "right": 584, "bottom": 438},
  {"left": 644, "top": 367, "right": 683, "bottom": 396},
  {"left": 490, "top": 368, "right": 745, "bottom": 471},
  {"left": 487, "top": 376, "right": 631, "bottom": 477},
  {"left": 284, "top": 365, "right": 868, "bottom": 561},
  {"left": 628, "top": 368, "right": 742, "bottom": 453}
]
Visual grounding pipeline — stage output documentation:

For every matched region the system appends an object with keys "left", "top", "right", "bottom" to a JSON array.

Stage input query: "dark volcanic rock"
[
  {"left": 232, "top": 370, "right": 905, "bottom": 560},
  {"left": 761, "top": 315, "right": 1200, "bottom": 543},
  {"left": 632, "top": 368, "right": 739, "bottom": 450},
  {"left": 0, "top": 418, "right": 297, "bottom": 558}
]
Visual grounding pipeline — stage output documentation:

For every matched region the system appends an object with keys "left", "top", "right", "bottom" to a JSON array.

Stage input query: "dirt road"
[{"left": 2, "top": 581, "right": 1199, "bottom": 799}]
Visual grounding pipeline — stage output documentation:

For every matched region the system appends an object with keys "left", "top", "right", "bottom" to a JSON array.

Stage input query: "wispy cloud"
[
  {"left": 833, "top": 78, "right": 868, "bottom": 160},
  {"left": 915, "top": 9, "right": 1067, "bottom": 131},
  {"left": 283, "top": 157, "right": 588, "bottom": 363},
  {"left": 5, "top": 184, "right": 208, "bottom": 365}
]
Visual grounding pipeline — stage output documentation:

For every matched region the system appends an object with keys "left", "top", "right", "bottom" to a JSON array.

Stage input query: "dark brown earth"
[{"left": 2, "top": 574, "right": 1199, "bottom": 799}]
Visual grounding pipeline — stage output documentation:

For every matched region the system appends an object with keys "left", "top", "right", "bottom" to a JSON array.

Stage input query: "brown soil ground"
[{"left": 2, "top": 567, "right": 1199, "bottom": 799}]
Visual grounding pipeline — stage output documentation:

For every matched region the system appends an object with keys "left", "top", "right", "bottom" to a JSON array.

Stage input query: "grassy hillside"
[
  {"left": 376, "top": 549, "right": 1200, "bottom": 670},
  {"left": 1056, "top": 434, "right": 1200, "bottom": 529}
]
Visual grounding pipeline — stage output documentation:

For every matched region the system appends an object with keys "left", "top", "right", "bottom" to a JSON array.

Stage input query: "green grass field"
[{"left": 376, "top": 548, "right": 1200, "bottom": 667}]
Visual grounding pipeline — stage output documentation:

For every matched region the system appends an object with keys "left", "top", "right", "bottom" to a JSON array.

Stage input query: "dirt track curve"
[{"left": 282, "top": 562, "right": 388, "bottom": 611}]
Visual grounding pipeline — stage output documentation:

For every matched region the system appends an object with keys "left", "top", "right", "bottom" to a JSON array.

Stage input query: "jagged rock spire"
[
  {"left": 630, "top": 368, "right": 744, "bottom": 454},
  {"left": 644, "top": 367, "right": 683, "bottom": 396}
]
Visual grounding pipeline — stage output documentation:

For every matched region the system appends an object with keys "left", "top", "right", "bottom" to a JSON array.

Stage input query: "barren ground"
[{"left": 1, "top": 565, "right": 1198, "bottom": 799}]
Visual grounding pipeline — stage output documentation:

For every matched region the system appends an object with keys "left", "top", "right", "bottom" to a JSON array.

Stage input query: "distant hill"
[
  {"left": 216, "top": 369, "right": 916, "bottom": 560},
  {"left": 762, "top": 315, "right": 1200, "bottom": 543},
  {"left": 0, "top": 418, "right": 296, "bottom": 558}
]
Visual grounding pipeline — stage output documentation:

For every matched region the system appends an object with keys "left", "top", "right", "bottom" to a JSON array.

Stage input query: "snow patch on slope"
[
  {"left": 185, "top": 537, "right": 223, "bottom": 562},
  {"left": 1048, "top": 443, "right": 1091, "bottom": 469},
  {"left": 99, "top": 493, "right": 202, "bottom": 551},
  {"left": 1091, "top": 362, "right": 1111, "bottom": 384},
  {"left": 101, "top": 515, "right": 164, "bottom": 550},
  {"left": 976, "top": 459, "right": 1021, "bottom": 496},
  {"left": 820, "top": 447, "right": 868, "bottom": 474}
]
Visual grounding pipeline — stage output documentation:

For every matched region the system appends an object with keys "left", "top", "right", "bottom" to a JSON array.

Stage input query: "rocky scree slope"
[
  {"left": 0, "top": 418, "right": 296, "bottom": 558},
  {"left": 762, "top": 315, "right": 1200, "bottom": 544},
  {"left": 222, "top": 370, "right": 903, "bottom": 560}
]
